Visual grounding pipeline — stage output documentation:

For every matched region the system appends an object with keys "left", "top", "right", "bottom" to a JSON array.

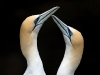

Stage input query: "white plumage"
[{"left": 20, "top": 6, "right": 84, "bottom": 75}]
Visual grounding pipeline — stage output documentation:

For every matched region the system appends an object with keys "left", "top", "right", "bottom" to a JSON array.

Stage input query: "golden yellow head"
[
  {"left": 20, "top": 6, "right": 59, "bottom": 35},
  {"left": 20, "top": 6, "right": 59, "bottom": 56},
  {"left": 51, "top": 15, "right": 84, "bottom": 48},
  {"left": 20, "top": 15, "right": 39, "bottom": 33},
  {"left": 69, "top": 26, "right": 84, "bottom": 50}
]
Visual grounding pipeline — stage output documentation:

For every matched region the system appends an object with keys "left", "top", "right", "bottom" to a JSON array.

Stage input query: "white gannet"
[
  {"left": 52, "top": 15, "right": 84, "bottom": 75},
  {"left": 20, "top": 7, "right": 59, "bottom": 75}
]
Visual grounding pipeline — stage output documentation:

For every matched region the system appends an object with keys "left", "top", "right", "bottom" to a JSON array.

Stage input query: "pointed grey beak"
[
  {"left": 51, "top": 15, "right": 73, "bottom": 40},
  {"left": 34, "top": 6, "right": 60, "bottom": 26}
]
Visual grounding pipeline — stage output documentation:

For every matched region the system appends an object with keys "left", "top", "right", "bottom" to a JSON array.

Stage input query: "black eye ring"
[
  {"left": 34, "top": 16, "right": 40, "bottom": 25},
  {"left": 33, "top": 16, "right": 43, "bottom": 31}
]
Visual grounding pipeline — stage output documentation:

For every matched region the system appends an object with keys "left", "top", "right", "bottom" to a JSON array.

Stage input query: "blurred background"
[{"left": 0, "top": 0, "right": 100, "bottom": 75}]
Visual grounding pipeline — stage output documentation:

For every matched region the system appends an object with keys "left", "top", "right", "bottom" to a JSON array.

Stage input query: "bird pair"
[{"left": 20, "top": 6, "right": 84, "bottom": 75}]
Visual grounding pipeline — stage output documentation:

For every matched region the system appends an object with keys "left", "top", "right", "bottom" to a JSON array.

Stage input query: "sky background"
[{"left": 0, "top": 0, "right": 100, "bottom": 75}]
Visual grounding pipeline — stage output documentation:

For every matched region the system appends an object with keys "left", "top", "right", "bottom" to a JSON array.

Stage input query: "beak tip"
[
  {"left": 52, "top": 6, "right": 60, "bottom": 12},
  {"left": 56, "top": 6, "right": 60, "bottom": 9}
]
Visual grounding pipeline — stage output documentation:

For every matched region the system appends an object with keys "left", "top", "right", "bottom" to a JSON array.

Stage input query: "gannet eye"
[
  {"left": 33, "top": 16, "right": 42, "bottom": 31},
  {"left": 34, "top": 16, "right": 40, "bottom": 25},
  {"left": 67, "top": 27, "right": 73, "bottom": 38}
]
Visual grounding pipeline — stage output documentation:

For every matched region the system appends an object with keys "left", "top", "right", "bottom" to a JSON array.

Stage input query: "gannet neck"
[
  {"left": 20, "top": 32, "right": 46, "bottom": 75},
  {"left": 57, "top": 39, "right": 75, "bottom": 75},
  {"left": 57, "top": 27, "right": 84, "bottom": 75}
]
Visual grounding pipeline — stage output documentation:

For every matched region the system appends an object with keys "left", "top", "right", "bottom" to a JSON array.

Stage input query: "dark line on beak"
[
  {"left": 32, "top": 23, "right": 43, "bottom": 31},
  {"left": 33, "top": 8, "right": 57, "bottom": 31},
  {"left": 53, "top": 16, "right": 69, "bottom": 36},
  {"left": 37, "top": 8, "right": 57, "bottom": 23},
  {"left": 62, "top": 24, "right": 73, "bottom": 37},
  {"left": 53, "top": 16, "right": 73, "bottom": 42}
]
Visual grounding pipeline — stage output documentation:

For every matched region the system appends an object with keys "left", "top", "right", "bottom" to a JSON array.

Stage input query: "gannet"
[
  {"left": 20, "top": 6, "right": 59, "bottom": 75},
  {"left": 52, "top": 15, "right": 84, "bottom": 75}
]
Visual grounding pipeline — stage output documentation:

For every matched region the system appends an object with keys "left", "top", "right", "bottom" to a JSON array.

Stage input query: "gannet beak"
[
  {"left": 34, "top": 6, "right": 60, "bottom": 29},
  {"left": 51, "top": 15, "right": 73, "bottom": 40}
]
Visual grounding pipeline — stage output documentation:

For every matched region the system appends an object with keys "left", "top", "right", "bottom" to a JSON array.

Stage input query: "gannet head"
[
  {"left": 20, "top": 6, "right": 59, "bottom": 34},
  {"left": 20, "top": 7, "right": 59, "bottom": 58},
  {"left": 52, "top": 15, "right": 84, "bottom": 50},
  {"left": 52, "top": 15, "right": 84, "bottom": 75}
]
